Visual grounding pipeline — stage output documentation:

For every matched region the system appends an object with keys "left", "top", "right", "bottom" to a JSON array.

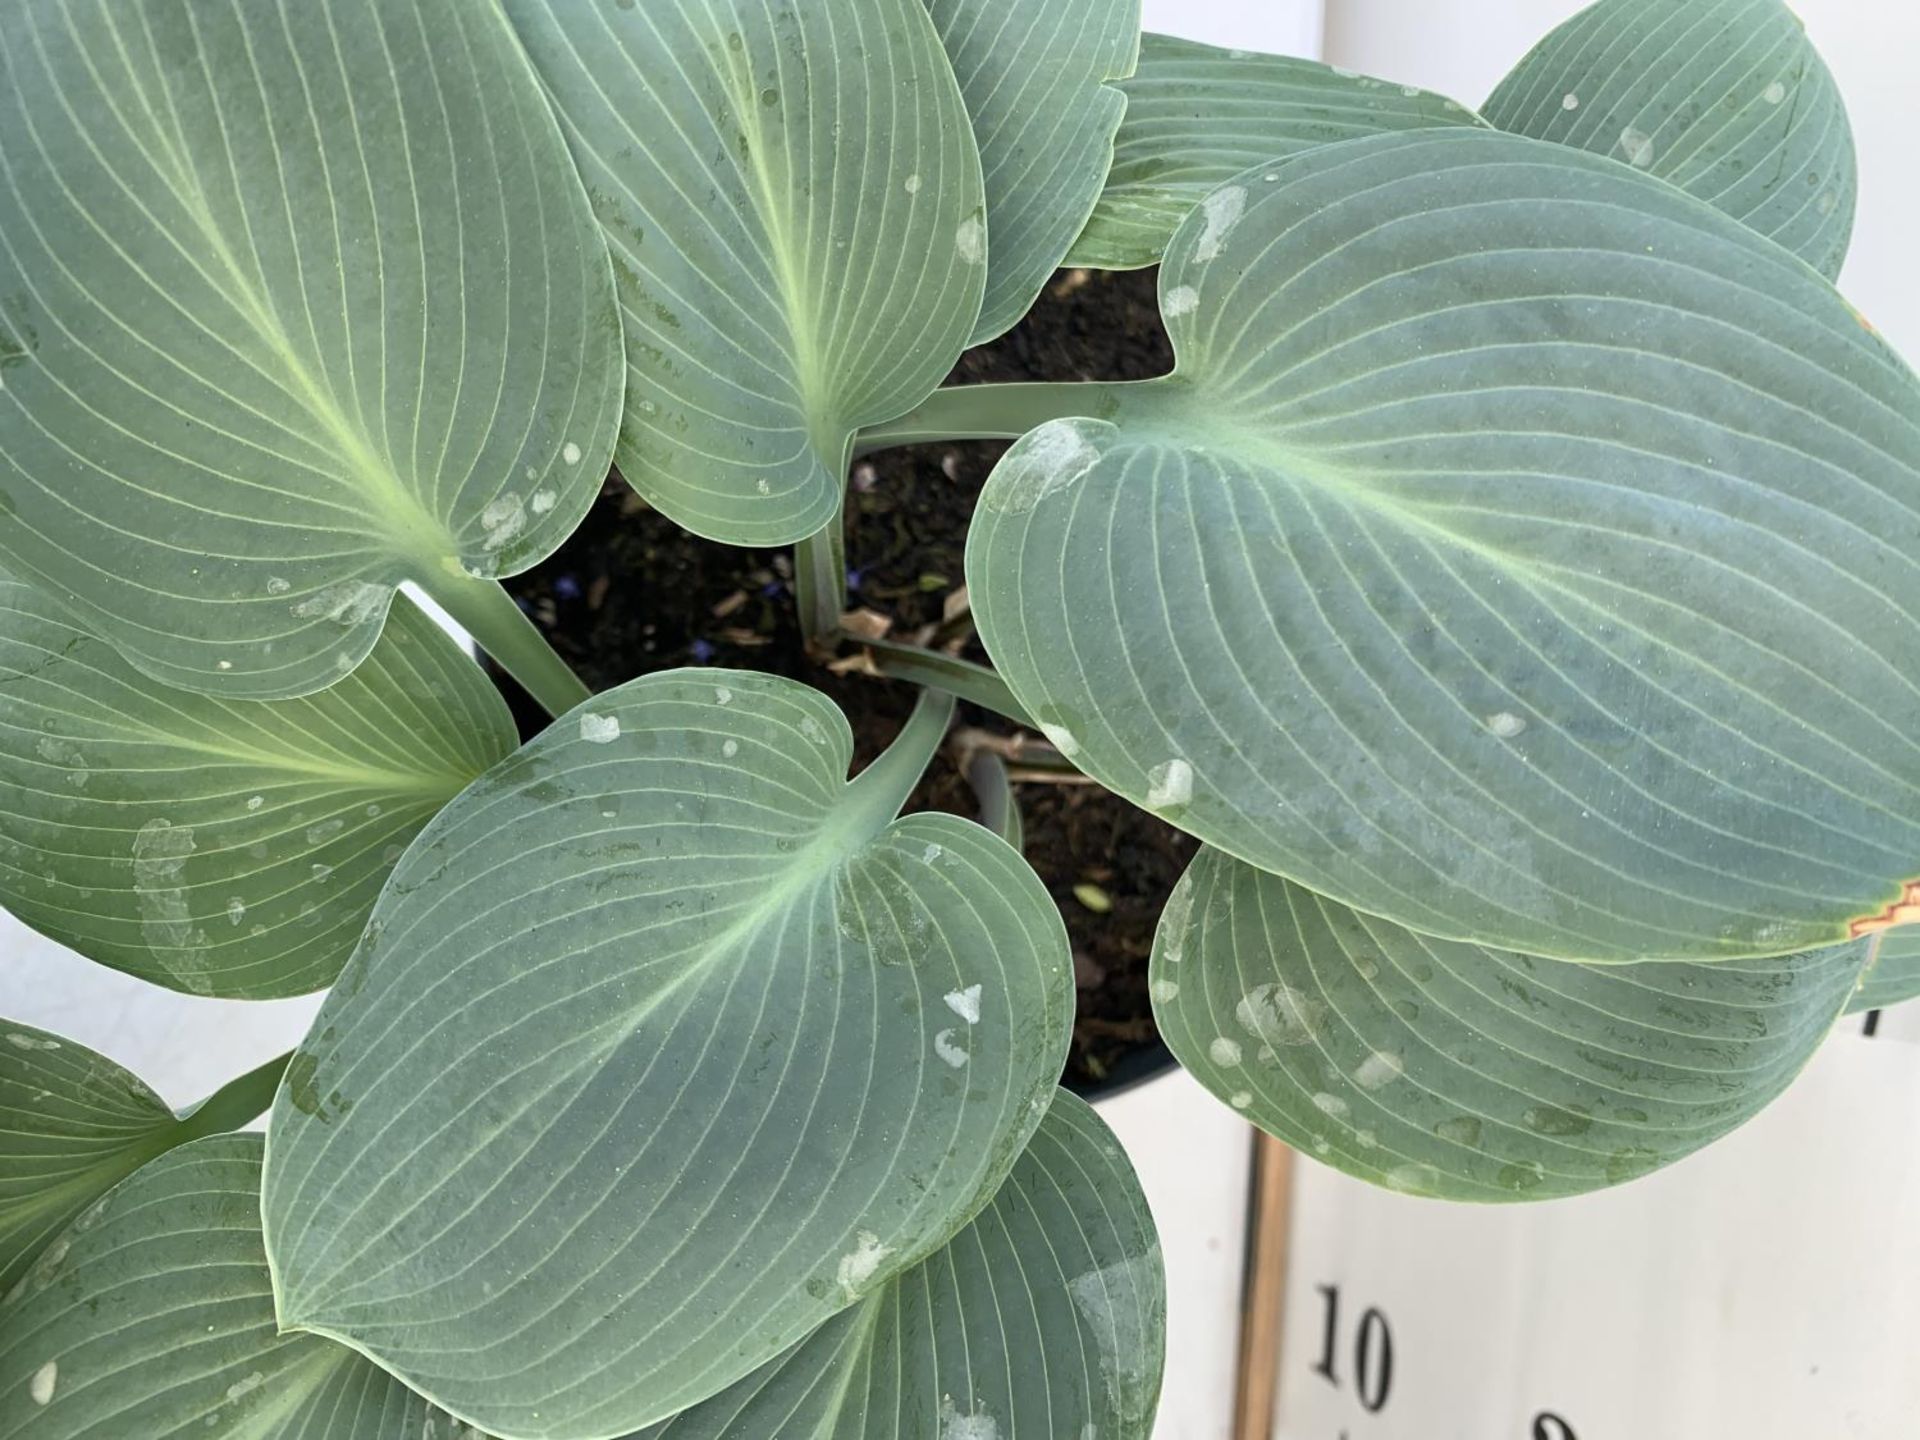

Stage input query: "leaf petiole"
[
  {"left": 413, "top": 565, "right": 591, "bottom": 719},
  {"left": 853, "top": 379, "right": 1156, "bottom": 456},
  {"left": 172, "top": 1050, "right": 293, "bottom": 1143}
]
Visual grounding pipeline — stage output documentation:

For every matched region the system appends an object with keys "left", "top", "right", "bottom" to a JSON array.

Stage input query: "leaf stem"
[
  {"left": 965, "top": 749, "right": 1024, "bottom": 850},
  {"left": 413, "top": 565, "right": 591, "bottom": 719},
  {"left": 860, "top": 636, "right": 1036, "bottom": 729},
  {"left": 843, "top": 686, "right": 957, "bottom": 829},
  {"left": 172, "top": 1050, "right": 292, "bottom": 1142},
  {"left": 854, "top": 379, "right": 1157, "bottom": 456},
  {"left": 795, "top": 508, "right": 848, "bottom": 658}
]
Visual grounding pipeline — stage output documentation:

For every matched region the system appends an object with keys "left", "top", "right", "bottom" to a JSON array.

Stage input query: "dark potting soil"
[{"left": 494, "top": 266, "right": 1196, "bottom": 1093}]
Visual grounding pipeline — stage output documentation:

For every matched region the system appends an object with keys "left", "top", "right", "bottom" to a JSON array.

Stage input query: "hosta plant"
[{"left": 2, "top": 0, "right": 1917, "bottom": 1434}]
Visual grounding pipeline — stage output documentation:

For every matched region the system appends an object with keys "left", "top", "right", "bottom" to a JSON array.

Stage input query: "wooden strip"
[{"left": 1234, "top": 1130, "right": 1296, "bottom": 1440}]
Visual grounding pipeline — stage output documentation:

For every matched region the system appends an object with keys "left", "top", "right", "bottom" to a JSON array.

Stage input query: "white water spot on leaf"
[
  {"left": 265, "top": 576, "right": 291, "bottom": 596},
  {"left": 1435, "top": 1115, "right": 1482, "bottom": 1146},
  {"left": 1190, "top": 187, "right": 1251, "bottom": 263},
  {"left": 562, "top": 441, "right": 583, "bottom": 466},
  {"left": 133, "top": 819, "right": 205, "bottom": 964},
  {"left": 292, "top": 580, "right": 385, "bottom": 626},
  {"left": 1386, "top": 1162, "right": 1442, "bottom": 1196},
  {"left": 1230, "top": 1090, "right": 1253, "bottom": 1109},
  {"left": 1354, "top": 1050, "right": 1405, "bottom": 1091},
  {"left": 1193, "top": 185, "right": 1246, "bottom": 262},
  {"left": 835, "top": 1230, "right": 892, "bottom": 1297},
  {"left": 305, "top": 819, "right": 345, "bottom": 845},
  {"left": 1400, "top": 85, "right": 1421, "bottom": 97},
  {"left": 1312, "top": 1091, "right": 1350, "bottom": 1119},
  {"left": 1333, "top": 66, "right": 1360, "bottom": 79},
  {"left": 579, "top": 713, "right": 621, "bottom": 745},
  {"left": 531, "top": 490, "right": 558, "bottom": 515},
  {"left": 1562, "top": 92, "right": 1579, "bottom": 111},
  {"left": 309, "top": 863, "right": 333, "bottom": 882},
  {"left": 944, "top": 984, "right": 983, "bottom": 1024},
  {"left": 26, "top": 1237, "right": 69, "bottom": 1293},
  {"left": 721, "top": 738, "right": 739, "bottom": 758},
  {"left": 216, "top": 659, "right": 233, "bottom": 671},
  {"left": 1069, "top": 1249, "right": 1160, "bottom": 1422},
  {"left": 1163, "top": 284, "right": 1199, "bottom": 318},
  {"left": 226, "top": 898, "right": 246, "bottom": 926},
  {"left": 245, "top": 795, "right": 264, "bottom": 812},
  {"left": 1039, "top": 721, "right": 1080, "bottom": 758},
  {"left": 1485, "top": 711, "right": 1527, "bottom": 739},
  {"left": 1157, "top": 879, "right": 1197, "bottom": 967},
  {"left": 933, "top": 1028, "right": 970, "bottom": 1068},
  {"left": 921, "top": 842, "right": 943, "bottom": 864},
  {"left": 6, "top": 1033, "right": 60, "bottom": 1051},
  {"left": 956, "top": 215, "right": 986, "bottom": 265},
  {"left": 1619, "top": 127, "right": 1656, "bottom": 168},
  {"left": 940, "top": 1396, "right": 1000, "bottom": 1440},
  {"left": 799, "top": 716, "right": 825, "bottom": 743},
  {"left": 225, "top": 1371, "right": 266, "bottom": 1403},
  {"left": 1146, "top": 758, "right": 1193, "bottom": 810},
  {"left": 1235, "top": 983, "right": 1322, "bottom": 1047},
  {"left": 1208, "top": 1035, "right": 1243, "bottom": 1067},
  {"left": 29, "top": 1360, "right": 56, "bottom": 1405},
  {"left": 480, "top": 496, "right": 528, "bottom": 551},
  {"left": 756, "top": 478, "right": 771, "bottom": 495},
  {"left": 35, "top": 735, "right": 82, "bottom": 770},
  {"left": 1763, "top": 80, "right": 1788, "bottom": 105},
  {"left": 989, "top": 417, "right": 1105, "bottom": 514},
  {"left": 1150, "top": 978, "right": 1180, "bottom": 1003},
  {"left": 904, "top": 173, "right": 923, "bottom": 195},
  {"left": 715, "top": 686, "right": 734, "bottom": 705}
]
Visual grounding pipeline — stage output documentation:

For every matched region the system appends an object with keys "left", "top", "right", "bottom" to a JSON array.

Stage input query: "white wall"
[
  {"left": 1324, "top": 0, "right": 1920, "bottom": 354},
  {"left": 1142, "top": 0, "right": 1321, "bottom": 56}
]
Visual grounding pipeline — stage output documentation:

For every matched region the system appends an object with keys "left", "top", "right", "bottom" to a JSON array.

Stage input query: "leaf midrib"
[{"left": 150, "top": 89, "right": 455, "bottom": 569}]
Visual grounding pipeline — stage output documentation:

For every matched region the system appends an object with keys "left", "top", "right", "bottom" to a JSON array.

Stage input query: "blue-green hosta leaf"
[
  {"left": 0, "top": 1136, "right": 480, "bottom": 1439},
  {"left": 0, "top": 574, "right": 514, "bottom": 998},
  {"left": 0, "top": 1025, "right": 283, "bottom": 1297},
  {"left": 1484, "top": 0, "right": 1855, "bottom": 278},
  {"left": 639, "top": 1091, "right": 1164, "bottom": 1440},
  {"left": 1064, "top": 34, "right": 1479, "bottom": 270},
  {"left": 928, "top": 0, "right": 1140, "bottom": 342},
  {"left": 969, "top": 128, "right": 1920, "bottom": 963},
  {"left": 1153, "top": 850, "right": 1871, "bottom": 1201},
  {"left": 1848, "top": 930, "right": 1920, "bottom": 1015},
  {"left": 0, "top": 0, "right": 621, "bottom": 699},
  {"left": 505, "top": 0, "right": 985, "bottom": 546},
  {"left": 262, "top": 672, "right": 1072, "bottom": 1439}
]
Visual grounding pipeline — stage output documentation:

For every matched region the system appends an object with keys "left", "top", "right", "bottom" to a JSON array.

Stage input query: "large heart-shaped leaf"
[
  {"left": 1152, "top": 850, "right": 1868, "bottom": 1201},
  {"left": 1485, "top": 0, "right": 1856, "bottom": 278},
  {"left": 0, "top": 0, "right": 621, "bottom": 699},
  {"left": 0, "top": 1135, "right": 475, "bottom": 1439},
  {"left": 927, "top": 0, "right": 1140, "bottom": 342},
  {"left": 1849, "top": 931, "right": 1920, "bottom": 1016},
  {"left": 0, "top": 1024, "right": 284, "bottom": 1297},
  {"left": 969, "top": 128, "right": 1920, "bottom": 963},
  {"left": 263, "top": 672, "right": 1072, "bottom": 1438},
  {"left": 1065, "top": 34, "right": 1479, "bottom": 271},
  {"left": 0, "top": 573, "right": 514, "bottom": 998},
  {"left": 505, "top": 0, "right": 985, "bottom": 546},
  {"left": 639, "top": 1090, "right": 1164, "bottom": 1440}
]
